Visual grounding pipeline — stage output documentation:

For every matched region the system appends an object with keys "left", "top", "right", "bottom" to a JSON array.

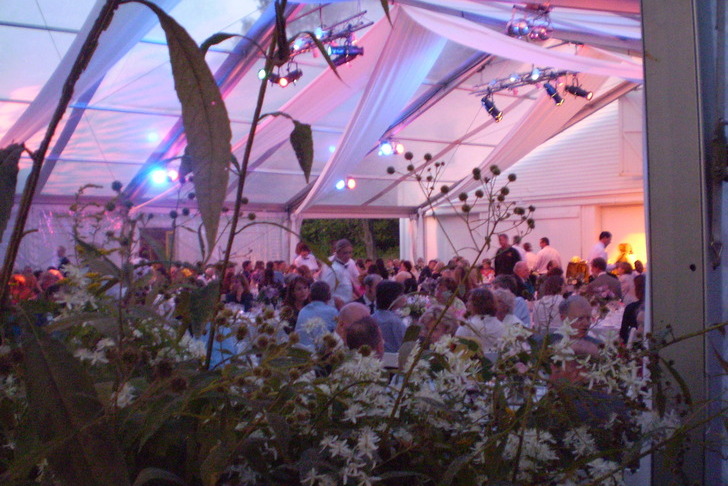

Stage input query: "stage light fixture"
[
  {"left": 330, "top": 43, "right": 364, "bottom": 67},
  {"left": 346, "top": 177, "right": 357, "bottom": 190},
  {"left": 257, "top": 68, "right": 268, "bottom": 80},
  {"left": 336, "top": 179, "right": 346, "bottom": 190},
  {"left": 565, "top": 85, "right": 593, "bottom": 100},
  {"left": 481, "top": 96, "right": 503, "bottom": 122},
  {"left": 166, "top": 169, "right": 179, "bottom": 182},
  {"left": 506, "top": 4, "right": 552, "bottom": 41},
  {"left": 543, "top": 82, "right": 564, "bottom": 106}
]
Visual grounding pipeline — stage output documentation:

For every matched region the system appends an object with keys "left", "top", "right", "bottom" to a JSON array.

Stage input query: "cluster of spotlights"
[
  {"left": 475, "top": 68, "right": 593, "bottom": 122},
  {"left": 506, "top": 4, "right": 553, "bottom": 41},
  {"left": 378, "top": 140, "right": 405, "bottom": 156},
  {"left": 257, "top": 64, "right": 303, "bottom": 88},
  {"left": 335, "top": 177, "right": 357, "bottom": 190},
  {"left": 150, "top": 167, "right": 179, "bottom": 185}
]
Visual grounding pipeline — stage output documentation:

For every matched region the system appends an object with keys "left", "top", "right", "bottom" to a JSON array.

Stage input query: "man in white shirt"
[
  {"left": 588, "top": 231, "right": 612, "bottom": 263},
  {"left": 512, "top": 235, "right": 527, "bottom": 261},
  {"left": 523, "top": 242, "right": 539, "bottom": 271},
  {"left": 533, "top": 237, "right": 562, "bottom": 275},
  {"left": 319, "top": 239, "right": 358, "bottom": 305}
]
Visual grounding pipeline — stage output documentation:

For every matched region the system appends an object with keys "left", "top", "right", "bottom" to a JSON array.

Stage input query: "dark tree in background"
[{"left": 300, "top": 219, "right": 399, "bottom": 260}]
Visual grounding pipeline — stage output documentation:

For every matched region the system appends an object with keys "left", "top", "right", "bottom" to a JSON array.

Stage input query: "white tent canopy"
[{"left": 1, "top": 0, "right": 645, "bottom": 264}]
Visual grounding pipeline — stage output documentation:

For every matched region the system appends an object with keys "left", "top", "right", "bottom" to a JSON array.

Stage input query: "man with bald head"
[{"left": 336, "top": 302, "right": 371, "bottom": 340}]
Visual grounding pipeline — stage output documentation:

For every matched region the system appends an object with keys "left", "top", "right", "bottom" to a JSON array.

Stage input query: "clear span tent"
[{"left": 1, "top": 0, "right": 646, "bottom": 265}]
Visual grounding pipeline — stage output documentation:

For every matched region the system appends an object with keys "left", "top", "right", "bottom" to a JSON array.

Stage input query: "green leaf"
[
  {"left": 294, "top": 32, "right": 342, "bottom": 82},
  {"left": 189, "top": 281, "right": 220, "bottom": 337},
  {"left": 75, "top": 237, "right": 121, "bottom": 278},
  {"left": 199, "top": 32, "right": 237, "bottom": 55},
  {"left": 135, "top": 0, "right": 232, "bottom": 256},
  {"left": 133, "top": 468, "right": 187, "bottom": 486},
  {"left": 46, "top": 312, "right": 117, "bottom": 336},
  {"left": 290, "top": 121, "right": 313, "bottom": 183},
  {"left": 403, "top": 323, "right": 421, "bottom": 343},
  {"left": 379, "top": 0, "right": 392, "bottom": 25},
  {"left": 21, "top": 326, "right": 130, "bottom": 485},
  {"left": 0, "top": 144, "right": 22, "bottom": 243}
]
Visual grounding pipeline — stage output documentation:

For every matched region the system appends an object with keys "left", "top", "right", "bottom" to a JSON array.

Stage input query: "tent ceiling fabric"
[{"left": 1, "top": 0, "right": 643, "bottom": 217}]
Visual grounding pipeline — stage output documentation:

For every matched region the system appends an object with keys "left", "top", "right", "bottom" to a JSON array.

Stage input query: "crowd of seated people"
[{"left": 6, "top": 233, "right": 647, "bottom": 374}]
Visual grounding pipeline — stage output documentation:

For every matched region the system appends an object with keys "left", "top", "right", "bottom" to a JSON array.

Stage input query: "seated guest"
[
  {"left": 513, "top": 261, "right": 535, "bottom": 300},
  {"left": 418, "top": 306, "right": 459, "bottom": 347},
  {"left": 345, "top": 316, "right": 385, "bottom": 358},
  {"left": 224, "top": 274, "right": 254, "bottom": 311},
  {"left": 336, "top": 302, "right": 371, "bottom": 340},
  {"left": 492, "top": 275, "right": 531, "bottom": 327},
  {"left": 372, "top": 280, "right": 406, "bottom": 353},
  {"left": 293, "top": 242, "right": 319, "bottom": 273},
  {"left": 279, "top": 276, "right": 311, "bottom": 333},
  {"left": 295, "top": 281, "right": 339, "bottom": 351},
  {"left": 492, "top": 288, "right": 524, "bottom": 329},
  {"left": 620, "top": 274, "right": 646, "bottom": 344},
  {"left": 615, "top": 262, "right": 637, "bottom": 304},
  {"left": 455, "top": 287, "right": 503, "bottom": 352},
  {"left": 586, "top": 257, "right": 622, "bottom": 300},
  {"left": 434, "top": 277, "right": 466, "bottom": 318},
  {"left": 355, "top": 274, "right": 381, "bottom": 314},
  {"left": 532, "top": 276, "right": 564, "bottom": 334},
  {"left": 550, "top": 295, "right": 603, "bottom": 384},
  {"left": 394, "top": 260, "right": 418, "bottom": 294},
  {"left": 480, "top": 258, "right": 495, "bottom": 283}
]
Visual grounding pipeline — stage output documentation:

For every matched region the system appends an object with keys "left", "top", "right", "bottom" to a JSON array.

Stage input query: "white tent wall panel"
[{"left": 422, "top": 92, "right": 647, "bottom": 265}]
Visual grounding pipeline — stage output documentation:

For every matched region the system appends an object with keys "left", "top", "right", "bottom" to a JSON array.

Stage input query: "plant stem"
[
  {"left": 0, "top": 0, "right": 121, "bottom": 308},
  {"left": 205, "top": 33, "right": 277, "bottom": 370}
]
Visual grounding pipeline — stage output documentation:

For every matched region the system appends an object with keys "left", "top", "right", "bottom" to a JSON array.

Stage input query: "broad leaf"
[
  {"left": 46, "top": 312, "right": 117, "bottom": 336},
  {"left": 135, "top": 0, "right": 232, "bottom": 255},
  {"left": 403, "top": 323, "right": 421, "bottom": 343},
  {"left": 290, "top": 121, "right": 313, "bottom": 183},
  {"left": 188, "top": 281, "right": 220, "bottom": 337},
  {"left": 21, "top": 326, "right": 130, "bottom": 485},
  {"left": 200, "top": 32, "right": 237, "bottom": 55},
  {"left": 0, "top": 144, "right": 22, "bottom": 243}
]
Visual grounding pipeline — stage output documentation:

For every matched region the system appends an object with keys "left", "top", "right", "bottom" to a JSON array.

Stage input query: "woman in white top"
[
  {"left": 292, "top": 242, "right": 319, "bottom": 273},
  {"left": 455, "top": 287, "right": 504, "bottom": 352},
  {"left": 616, "top": 262, "right": 637, "bottom": 305},
  {"left": 492, "top": 288, "right": 525, "bottom": 329},
  {"left": 532, "top": 275, "right": 565, "bottom": 334}
]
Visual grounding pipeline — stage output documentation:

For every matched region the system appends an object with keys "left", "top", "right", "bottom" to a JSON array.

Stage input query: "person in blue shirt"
[
  {"left": 295, "top": 281, "right": 339, "bottom": 351},
  {"left": 371, "top": 280, "right": 406, "bottom": 353}
]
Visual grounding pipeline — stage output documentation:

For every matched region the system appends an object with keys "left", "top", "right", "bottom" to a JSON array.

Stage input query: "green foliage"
[
  {"left": 134, "top": 0, "right": 232, "bottom": 259},
  {"left": 19, "top": 325, "right": 130, "bottom": 486},
  {"left": 0, "top": 144, "right": 22, "bottom": 244},
  {"left": 300, "top": 218, "right": 399, "bottom": 260},
  {"left": 290, "top": 121, "right": 313, "bottom": 183}
]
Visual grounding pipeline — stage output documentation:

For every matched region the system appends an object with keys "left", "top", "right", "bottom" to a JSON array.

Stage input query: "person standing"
[
  {"left": 493, "top": 234, "right": 521, "bottom": 276},
  {"left": 319, "top": 239, "right": 358, "bottom": 306},
  {"left": 588, "top": 231, "right": 612, "bottom": 263},
  {"left": 533, "top": 237, "right": 562, "bottom": 276}
]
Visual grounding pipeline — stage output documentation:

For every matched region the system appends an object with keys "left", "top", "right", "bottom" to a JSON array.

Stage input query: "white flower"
[
  {"left": 355, "top": 427, "right": 380, "bottom": 460},
  {"left": 95, "top": 337, "right": 116, "bottom": 350},
  {"left": 563, "top": 426, "right": 597, "bottom": 458},
  {"left": 344, "top": 402, "right": 366, "bottom": 424},
  {"left": 73, "top": 348, "right": 108, "bottom": 365},
  {"left": 112, "top": 382, "right": 136, "bottom": 407},
  {"left": 586, "top": 458, "right": 624, "bottom": 485}
]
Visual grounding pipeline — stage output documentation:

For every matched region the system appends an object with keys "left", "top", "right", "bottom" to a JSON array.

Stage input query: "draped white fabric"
[
  {"left": 0, "top": 0, "right": 180, "bottom": 147},
  {"left": 226, "top": 13, "right": 393, "bottom": 195},
  {"left": 295, "top": 8, "right": 447, "bottom": 213},
  {"left": 403, "top": 5, "right": 643, "bottom": 82}
]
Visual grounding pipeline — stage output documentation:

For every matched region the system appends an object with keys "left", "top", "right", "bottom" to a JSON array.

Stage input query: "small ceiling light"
[
  {"left": 277, "top": 68, "right": 302, "bottom": 87},
  {"left": 543, "top": 82, "right": 564, "bottom": 106},
  {"left": 528, "top": 25, "right": 551, "bottom": 41},
  {"left": 565, "top": 85, "right": 594, "bottom": 100},
  {"left": 257, "top": 68, "right": 268, "bottom": 80},
  {"left": 146, "top": 131, "right": 160, "bottom": 143},
  {"left": 150, "top": 169, "right": 169, "bottom": 185},
  {"left": 481, "top": 96, "right": 503, "bottom": 122},
  {"left": 379, "top": 141, "right": 394, "bottom": 156},
  {"left": 336, "top": 179, "right": 346, "bottom": 190},
  {"left": 166, "top": 168, "right": 179, "bottom": 182},
  {"left": 346, "top": 177, "right": 356, "bottom": 190}
]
